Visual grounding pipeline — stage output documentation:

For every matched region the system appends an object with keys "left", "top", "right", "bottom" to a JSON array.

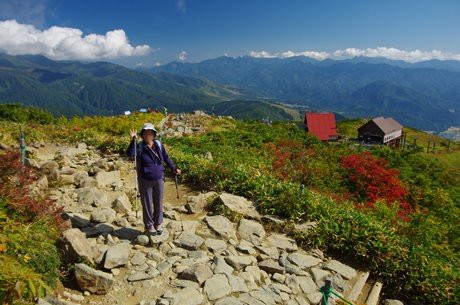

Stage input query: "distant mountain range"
[
  {"left": 0, "top": 53, "right": 459, "bottom": 132},
  {"left": 146, "top": 56, "right": 460, "bottom": 132},
  {"left": 0, "top": 54, "right": 243, "bottom": 116}
]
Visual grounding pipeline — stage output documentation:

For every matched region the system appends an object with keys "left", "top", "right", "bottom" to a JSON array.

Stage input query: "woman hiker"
[{"left": 127, "top": 123, "right": 181, "bottom": 235}]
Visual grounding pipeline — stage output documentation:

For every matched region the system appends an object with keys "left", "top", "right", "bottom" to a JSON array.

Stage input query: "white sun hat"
[{"left": 139, "top": 122, "right": 158, "bottom": 135}]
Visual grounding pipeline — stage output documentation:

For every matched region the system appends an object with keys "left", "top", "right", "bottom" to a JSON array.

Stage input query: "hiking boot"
[{"left": 155, "top": 224, "right": 163, "bottom": 235}]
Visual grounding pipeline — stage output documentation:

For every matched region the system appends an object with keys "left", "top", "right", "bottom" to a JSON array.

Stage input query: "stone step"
[
  {"left": 366, "top": 281, "right": 383, "bottom": 305},
  {"left": 347, "top": 271, "right": 370, "bottom": 303}
]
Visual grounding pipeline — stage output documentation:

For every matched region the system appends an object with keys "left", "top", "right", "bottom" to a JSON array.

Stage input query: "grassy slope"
[{"left": 1, "top": 110, "right": 459, "bottom": 304}]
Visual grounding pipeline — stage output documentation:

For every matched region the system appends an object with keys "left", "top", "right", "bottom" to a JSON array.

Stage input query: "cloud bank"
[
  {"left": 250, "top": 47, "right": 460, "bottom": 63},
  {"left": 0, "top": 19, "right": 151, "bottom": 60}
]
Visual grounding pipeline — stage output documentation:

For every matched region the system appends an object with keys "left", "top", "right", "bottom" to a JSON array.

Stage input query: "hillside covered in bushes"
[{"left": 0, "top": 105, "right": 459, "bottom": 304}]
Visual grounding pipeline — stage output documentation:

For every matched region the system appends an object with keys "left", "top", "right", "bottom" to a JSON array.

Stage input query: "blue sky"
[{"left": 0, "top": 0, "right": 459, "bottom": 67}]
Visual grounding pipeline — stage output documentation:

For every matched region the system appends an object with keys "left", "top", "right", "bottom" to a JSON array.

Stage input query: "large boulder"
[
  {"left": 111, "top": 193, "right": 132, "bottom": 214},
  {"left": 61, "top": 228, "right": 95, "bottom": 263},
  {"left": 185, "top": 191, "right": 216, "bottom": 214},
  {"left": 77, "top": 187, "right": 108, "bottom": 207},
  {"left": 215, "top": 193, "right": 260, "bottom": 220},
  {"left": 174, "top": 232, "right": 204, "bottom": 250},
  {"left": 74, "top": 263, "right": 113, "bottom": 294},
  {"left": 205, "top": 215, "right": 237, "bottom": 241},
  {"left": 237, "top": 219, "right": 265, "bottom": 245},
  {"left": 104, "top": 242, "right": 131, "bottom": 269},
  {"left": 204, "top": 274, "right": 232, "bottom": 301},
  {"left": 178, "top": 263, "right": 213, "bottom": 284}
]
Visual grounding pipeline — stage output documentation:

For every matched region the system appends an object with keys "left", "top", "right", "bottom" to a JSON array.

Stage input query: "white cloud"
[
  {"left": 0, "top": 19, "right": 151, "bottom": 61},
  {"left": 178, "top": 50, "right": 187, "bottom": 61},
  {"left": 154, "top": 62, "right": 161, "bottom": 66},
  {"left": 250, "top": 47, "right": 460, "bottom": 63}
]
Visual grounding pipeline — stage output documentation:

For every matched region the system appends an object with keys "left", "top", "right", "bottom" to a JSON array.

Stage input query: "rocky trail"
[{"left": 25, "top": 114, "right": 404, "bottom": 305}]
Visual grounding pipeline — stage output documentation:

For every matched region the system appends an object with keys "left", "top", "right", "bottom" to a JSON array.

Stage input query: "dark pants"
[{"left": 138, "top": 177, "right": 164, "bottom": 230}]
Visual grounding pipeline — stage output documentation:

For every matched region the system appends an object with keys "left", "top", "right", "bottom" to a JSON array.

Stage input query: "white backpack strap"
[{"left": 155, "top": 140, "right": 162, "bottom": 155}]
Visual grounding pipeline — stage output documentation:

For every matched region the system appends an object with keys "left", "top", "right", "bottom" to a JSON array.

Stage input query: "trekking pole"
[
  {"left": 19, "top": 125, "right": 26, "bottom": 167},
  {"left": 133, "top": 135, "right": 140, "bottom": 220},
  {"left": 174, "top": 174, "right": 184, "bottom": 232}
]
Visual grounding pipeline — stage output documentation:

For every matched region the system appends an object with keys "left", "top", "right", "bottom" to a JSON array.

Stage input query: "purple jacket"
[{"left": 126, "top": 138, "right": 176, "bottom": 181}]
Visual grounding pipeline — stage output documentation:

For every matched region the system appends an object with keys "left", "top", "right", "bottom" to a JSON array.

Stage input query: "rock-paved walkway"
[{"left": 28, "top": 137, "right": 403, "bottom": 305}]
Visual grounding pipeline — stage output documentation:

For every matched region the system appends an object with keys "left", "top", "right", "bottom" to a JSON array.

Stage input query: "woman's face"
[{"left": 141, "top": 130, "right": 156, "bottom": 143}]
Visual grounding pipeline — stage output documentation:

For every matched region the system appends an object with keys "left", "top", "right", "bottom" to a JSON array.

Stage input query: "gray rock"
[
  {"left": 104, "top": 242, "right": 130, "bottom": 269},
  {"left": 256, "top": 246, "right": 280, "bottom": 260},
  {"left": 157, "top": 261, "right": 173, "bottom": 274},
  {"left": 163, "top": 287, "right": 203, "bottom": 305},
  {"left": 310, "top": 267, "right": 331, "bottom": 284},
  {"left": 224, "top": 255, "right": 256, "bottom": 270},
  {"left": 131, "top": 252, "right": 146, "bottom": 265},
  {"left": 90, "top": 208, "right": 116, "bottom": 223},
  {"left": 127, "top": 270, "right": 159, "bottom": 282},
  {"left": 297, "top": 276, "right": 318, "bottom": 294},
  {"left": 74, "top": 263, "right": 113, "bottom": 295},
  {"left": 249, "top": 289, "right": 279, "bottom": 305},
  {"left": 170, "top": 279, "right": 200, "bottom": 289},
  {"left": 204, "top": 273, "right": 232, "bottom": 300},
  {"left": 95, "top": 170, "right": 121, "bottom": 188},
  {"left": 287, "top": 253, "right": 322, "bottom": 269},
  {"left": 81, "top": 223, "right": 115, "bottom": 237},
  {"left": 258, "top": 259, "right": 285, "bottom": 274},
  {"left": 61, "top": 228, "right": 94, "bottom": 263},
  {"left": 215, "top": 193, "right": 260, "bottom": 220},
  {"left": 212, "top": 256, "right": 234, "bottom": 275},
  {"left": 236, "top": 240, "right": 257, "bottom": 255},
  {"left": 174, "top": 232, "right": 204, "bottom": 250},
  {"left": 185, "top": 191, "right": 216, "bottom": 214},
  {"left": 178, "top": 263, "right": 213, "bottom": 284},
  {"left": 324, "top": 259, "right": 357, "bottom": 280},
  {"left": 205, "top": 215, "right": 237, "bottom": 241},
  {"left": 306, "top": 291, "right": 322, "bottom": 304},
  {"left": 112, "top": 193, "right": 131, "bottom": 214},
  {"left": 237, "top": 219, "right": 266, "bottom": 245},
  {"left": 136, "top": 234, "right": 150, "bottom": 246},
  {"left": 238, "top": 293, "right": 265, "bottom": 305},
  {"left": 226, "top": 274, "right": 249, "bottom": 293},
  {"left": 77, "top": 187, "right": 108, "bottom": 207},
  {"left": 265, "top": 234, "right": 298, "bottom": 252},
  {"left": 79, "top": 177, "right": 98, "bottom": 188},
  {"left": 41, "top": 161, "right": 60, "bottom": 181},
  {"left": 92, "top": 158, "right": 109, "bottom": 171},
  {"left": 205, "top": 238, "right": 227, "bottom": 254}
]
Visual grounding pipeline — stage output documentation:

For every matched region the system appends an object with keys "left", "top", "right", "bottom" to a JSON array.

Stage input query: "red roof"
[{"left": 304, "top": 112, "right": 337, "bottom": 141}]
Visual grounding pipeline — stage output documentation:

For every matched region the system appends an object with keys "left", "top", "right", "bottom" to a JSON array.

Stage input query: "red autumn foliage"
[
  {"left": 340, "top": 151, "right": 412, "bottom": 219},
  {"left": 265, "top": 140, "right": 315, "bottom": 181},
  {"left": 0, "top": 151, "right": 64, "bottom": 227}
]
